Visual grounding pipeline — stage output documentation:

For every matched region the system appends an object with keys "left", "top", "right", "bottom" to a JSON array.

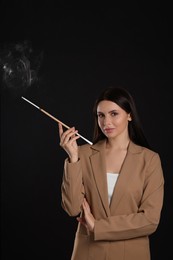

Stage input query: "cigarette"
[{"left": 21, "top": 96, "right": 93, "bottom": 145}]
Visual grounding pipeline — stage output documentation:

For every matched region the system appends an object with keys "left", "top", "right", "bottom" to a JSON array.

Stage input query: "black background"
[{"left": 1, "top": 2, "right": 173, "bottom": 260}]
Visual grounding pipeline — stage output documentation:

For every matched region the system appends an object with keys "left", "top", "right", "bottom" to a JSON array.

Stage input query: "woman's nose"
[{"left": 103, "top": 116, "right": 111, "bottom": 125}]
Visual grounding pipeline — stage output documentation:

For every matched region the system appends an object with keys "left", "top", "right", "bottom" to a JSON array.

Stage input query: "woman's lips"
[{"left": 104, "top": 128, "right": 115, "bottom": 134}]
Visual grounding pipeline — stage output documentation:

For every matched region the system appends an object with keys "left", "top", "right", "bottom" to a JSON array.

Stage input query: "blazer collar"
[{"left": 90, "top": 140, "right": 109, "bottom": 216}]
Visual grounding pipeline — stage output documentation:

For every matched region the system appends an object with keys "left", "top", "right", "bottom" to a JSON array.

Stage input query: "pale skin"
[{"left": 59, "top": 100, "right": 132, "bottom": 232}]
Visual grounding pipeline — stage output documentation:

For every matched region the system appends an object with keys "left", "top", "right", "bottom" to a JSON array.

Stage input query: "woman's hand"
[
  {"left": 58, "top": 123, "right": 80, "bottom": 163},
  {"left": 77, "top": 198, "right": 95, "bottom": 232}
]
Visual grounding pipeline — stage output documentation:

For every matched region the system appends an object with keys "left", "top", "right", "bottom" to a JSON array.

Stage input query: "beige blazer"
[{"left": 61, "top": 140, "right": 164, "bottom": 260}]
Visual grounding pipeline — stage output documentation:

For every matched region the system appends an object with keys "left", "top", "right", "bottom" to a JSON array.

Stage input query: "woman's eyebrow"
[{"left": 97, "top": 109, "right": 118, "bottom": 114}]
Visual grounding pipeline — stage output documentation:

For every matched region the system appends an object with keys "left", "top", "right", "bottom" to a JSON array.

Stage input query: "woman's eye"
[
  {"left": 97, "top": 114, "right": 104, "bottom": 118},
  {"left": 111, "top": 112, "right": 117, "bottom": 116}
]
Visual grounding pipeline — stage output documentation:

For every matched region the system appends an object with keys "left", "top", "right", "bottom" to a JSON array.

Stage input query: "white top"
[{"left": 107, "top": 173, "right": 119, "bottom": 204}]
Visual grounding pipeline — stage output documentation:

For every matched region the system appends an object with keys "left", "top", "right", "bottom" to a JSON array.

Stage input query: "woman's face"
[{"left": 97, "top": 100, "right": 131, "bottom": 139}]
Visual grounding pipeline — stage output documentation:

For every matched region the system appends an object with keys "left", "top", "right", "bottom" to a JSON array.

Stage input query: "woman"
[{"left": 58, "top": 86, "right": 164, "bottom": 260}]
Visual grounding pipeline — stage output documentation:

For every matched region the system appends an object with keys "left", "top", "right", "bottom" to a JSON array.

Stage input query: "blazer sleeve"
[
  {"left": 61, "top": 158, "right": 85, "bottom": 216},
  {"left": 94, "top": 153, "right": 164, "bottom": 241}
]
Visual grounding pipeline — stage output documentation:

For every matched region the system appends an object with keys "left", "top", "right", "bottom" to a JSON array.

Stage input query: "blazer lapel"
[
  {"left": 109, "top": 141, "right": 142, "bottom": 213},
  {"left": 90, "top": 141, "right": 110, "bottom": 216}
]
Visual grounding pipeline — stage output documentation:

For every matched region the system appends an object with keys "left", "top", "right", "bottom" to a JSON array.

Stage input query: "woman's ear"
[{"left": 128, "top": 114, "right": 132, "bottom": 121}]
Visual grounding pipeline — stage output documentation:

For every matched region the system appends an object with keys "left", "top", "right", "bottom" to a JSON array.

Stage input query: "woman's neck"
[{"left": 106, "top": 136, "right": 130, "bottom": 151}]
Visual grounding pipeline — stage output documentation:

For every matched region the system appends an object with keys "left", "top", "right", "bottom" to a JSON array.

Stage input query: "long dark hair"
[{"left": 92, "top": 86, "right": 150, "bottom": 148}]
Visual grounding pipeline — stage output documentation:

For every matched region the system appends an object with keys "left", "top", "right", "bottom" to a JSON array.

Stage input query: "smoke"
[{"left": 0, "top": 40, "right": 43, "bottom": 99}]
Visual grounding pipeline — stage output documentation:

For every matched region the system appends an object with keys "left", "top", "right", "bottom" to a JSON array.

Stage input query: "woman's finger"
[
  {"left": 62, "top": 129, "right": 78, "bottom": 145},
  {"left": 58, "top": 122, "right": 63, "bottom": 137},
  {"left": 59, "top": 126, "right": 75, "bottom": 144},
  {"left": 83, "top": 198, "right": 91, "bottom": 213}
]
